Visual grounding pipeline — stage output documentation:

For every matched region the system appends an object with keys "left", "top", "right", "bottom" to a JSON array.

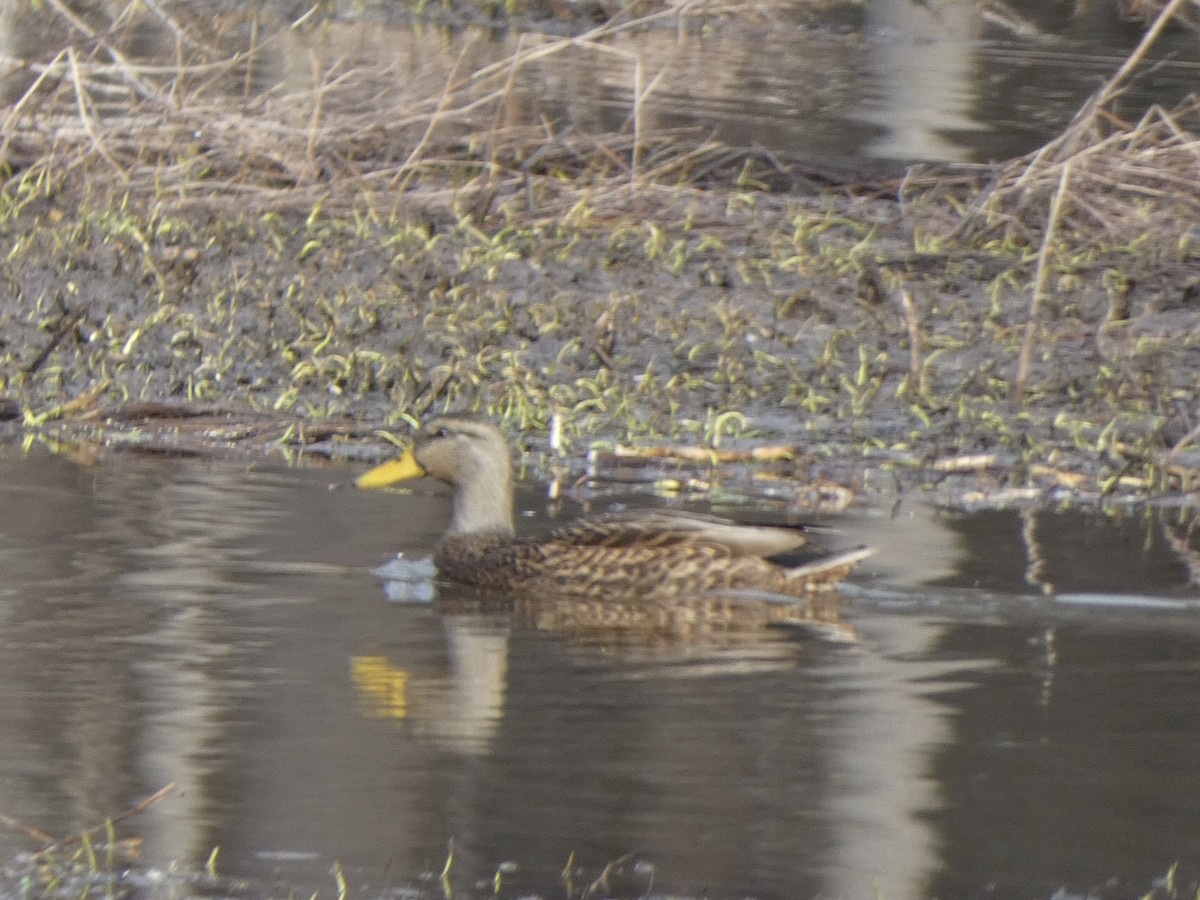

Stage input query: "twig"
[
  {"left": 1014, "top": 161, "right": 1071, "bottom": 401},
  {"left": 1086, "top": 0, "right": 1192, "bottom": 117},
  {"left": 898, "top": 288, "right": 923, "bottom": 385},
  {"left": 582, "top": 852, "right": 638, "bottom": 899},
  {"left": 0, "top": 47, "right": 68, "bottom": 169},
  {"left": 0, "top": 812, "right": 58, "bottom": 845},
  {"left": 606, "top": 443, "right": 797, "bottom": 463},
  {"left": 44, "top": 0, "right": 162, "bottom": 104},
  {"left": 631, "top": 55, "right": 643, "bottom": 182},
  {"left": 390, "top": 39, "right": 474, "bottom": 192},
  {"left": 66, "top": 46, "right": 130, "bottom": 180},
  {"left": 1169, "top": 419, "right": 1200, "bottom": 457},
  {"left": 1016, "top": 0, "right": 1192, "bottom": 178},
  {"left": 23, "top": 303, "right": 88, "bottom": 375},
  {"left": 98, "top": 783, "right": 177, "bottom": 831},
  {"left": 25, "top": 783, "right": 176, "bottom": 857},
  {"left": 305, "top": 49, "right": 327, "bottom": 180}
]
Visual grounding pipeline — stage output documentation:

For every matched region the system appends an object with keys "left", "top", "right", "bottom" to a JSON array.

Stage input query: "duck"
[{"left": 356, "top": 415, "right": 873, "bottom": 603}]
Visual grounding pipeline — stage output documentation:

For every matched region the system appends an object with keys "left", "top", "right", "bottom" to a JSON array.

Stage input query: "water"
[
  {"left": 2, "top": 445, "right": 1200, "bottom": 899},
  {"left": 2, "top": 1, "right": 1198, "bottom": 165}
]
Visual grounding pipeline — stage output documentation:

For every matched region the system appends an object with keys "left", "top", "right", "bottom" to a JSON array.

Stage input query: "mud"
[
  {"left": 0, "top": 157, "right": 1196, "bottom": 510},
  {"left": 0, "top": 0, "right": 1198, "bottom": 510}
]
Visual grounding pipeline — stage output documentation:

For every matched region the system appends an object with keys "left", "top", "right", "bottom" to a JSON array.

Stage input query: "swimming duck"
[{"left": 356, "top": 415, "right": 872, "bottom": 602}]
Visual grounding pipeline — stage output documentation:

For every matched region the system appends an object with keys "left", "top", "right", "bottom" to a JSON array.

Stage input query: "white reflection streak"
[
  {"left": 823, "top": 618, "right": 979, "bottom": 900},
  {"left": 370, "top": 556, "right": 509, "bottom": 755},
  {"left": 850, "top": 496, "right": 959, "bottom": 588},
  {"left": 401, "top": 619, "right": 509, "bottom": 756},
  {"left": 864, "top": 0, "right": 983, "bottom": 161},
  {"left": 440, "top": 620, "right": 509, "bottom": 753},
  {"left": 122, "top": 474, "right": 281, "bottom": 870}
]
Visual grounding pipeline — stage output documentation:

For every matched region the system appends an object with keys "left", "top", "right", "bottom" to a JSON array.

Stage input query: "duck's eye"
[{"left": 432, "top": 427, "right": 447, "bottom": 439}]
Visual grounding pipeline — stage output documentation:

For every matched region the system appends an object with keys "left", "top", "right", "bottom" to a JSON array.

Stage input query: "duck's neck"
[{"left": 447, "top": 472, "right": 515, "bottom": 538}]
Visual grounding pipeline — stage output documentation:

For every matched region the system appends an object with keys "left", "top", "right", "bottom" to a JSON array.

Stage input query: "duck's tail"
[{"left": 781, "top": 545, "right": 875, "bottom": 590}]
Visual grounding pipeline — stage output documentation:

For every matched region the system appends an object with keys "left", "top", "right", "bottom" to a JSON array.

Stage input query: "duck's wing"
[{"left": 545, "top": 509, "right": 810, "bottom": 558}]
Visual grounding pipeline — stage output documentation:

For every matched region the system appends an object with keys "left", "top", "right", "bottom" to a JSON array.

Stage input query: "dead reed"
[
  {"left": 0, "top": 1, "right": 752, "bottom": 217},
  {"left": 948, "top": 0, "right": 1200, "bottom": 402}
]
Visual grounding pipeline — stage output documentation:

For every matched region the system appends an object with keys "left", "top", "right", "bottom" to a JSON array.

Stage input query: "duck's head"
[{"left": 356, "top": 415, "right": 515, "bottom": 536}]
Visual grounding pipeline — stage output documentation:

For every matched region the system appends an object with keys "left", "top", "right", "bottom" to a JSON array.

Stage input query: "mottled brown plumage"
[{"left": 356, "top": 415, "right": 872, "bottom": 603}]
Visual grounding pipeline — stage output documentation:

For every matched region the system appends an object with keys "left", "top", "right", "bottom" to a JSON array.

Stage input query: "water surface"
[
  {"left": 2, "top": 446, "right": 1200, "bottom": 899},
  {"left": 3, "top": 1, "right": 1198, "bottom": 165}
]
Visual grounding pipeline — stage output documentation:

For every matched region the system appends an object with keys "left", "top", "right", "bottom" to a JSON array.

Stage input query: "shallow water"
[
  {"left": 2, "top": 446, "right": 1200, "bottom": 899},
  {"left": 3, "top": 2, "right": 1198, "bottom": 165}
]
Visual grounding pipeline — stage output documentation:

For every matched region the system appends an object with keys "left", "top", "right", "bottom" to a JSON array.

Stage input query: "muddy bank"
[
  {"left": 0, "top": 148, "right": 1197, "bottom": 508},
  {"left": 0, "top": 3, "right": 1198, "bottom": 510}
]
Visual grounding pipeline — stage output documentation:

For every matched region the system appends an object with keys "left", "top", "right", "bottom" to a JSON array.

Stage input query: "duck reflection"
[
  {"left": 352, "top": 620, "right": 510, "bottom": 757},
  {"left": 359, "top": 549, "right": 860, "bottom": 758},
  {"left": 441, "top": 582, "right": 859, "bottom": 646}
]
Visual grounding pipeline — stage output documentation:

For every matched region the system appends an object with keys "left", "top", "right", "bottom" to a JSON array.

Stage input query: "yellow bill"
[{"left": 356, "top": 452, "right": 426, "bottom": 488}]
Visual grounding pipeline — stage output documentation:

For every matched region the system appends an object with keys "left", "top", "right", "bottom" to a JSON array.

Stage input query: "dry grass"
[
  {"left": 964, "top": 0, "right": 1200, "bottom": 249},
  {"left": 936, "top": 0, "right": 1200, "bottom": 403},
  {"left": 0, "top": 0, "right": 1193, "bottom": 241},
  {"left": 0, "top": 1, "right": 777, "bottom": 218}
]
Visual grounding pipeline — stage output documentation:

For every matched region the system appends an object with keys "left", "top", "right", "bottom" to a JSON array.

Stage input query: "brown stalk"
[
  {"left": 898, "top": 288, "right": 923, "bottom": 385},
  {"left": 390, "top": 40, "right": 474, "bottom": 192},
  {"left": 44, "top": 0, "right": 161, "bottom": 103},
  {"left": 23, "top": 304, "right": 89, "bottom": 375},
  {"left": 1014, "top": 161, "right": 1071, "bottom": 402},
  {"left": 10, "top": 783, "right": 178, "bottom": 858},
  {"left": 66, "top": 46, "right": 130, "bottom": 180}
]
